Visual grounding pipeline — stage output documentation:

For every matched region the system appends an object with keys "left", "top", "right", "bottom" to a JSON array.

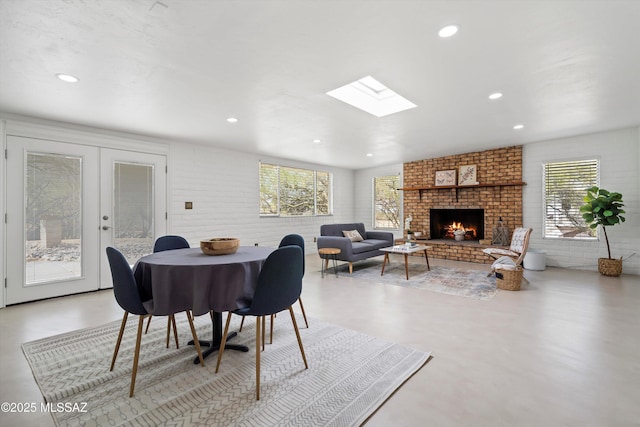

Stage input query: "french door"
[{"left": 5, "top": 136, "right": 166, "bottom": 304}]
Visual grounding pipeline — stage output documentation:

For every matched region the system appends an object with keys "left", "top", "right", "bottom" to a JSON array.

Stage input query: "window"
[
  {"left": 373, "top": 175, "right": 400, "bottom": 229},
  {"left": 259, "top": 162, "right": 332, "bottom": 216},
  {"left": 543, "top": 159, "right": 599, "bottom": 239}
]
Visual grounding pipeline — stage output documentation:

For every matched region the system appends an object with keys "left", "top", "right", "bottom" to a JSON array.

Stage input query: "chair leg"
[
  {"left": 261, "top": 315, "right": 266, "bottom": 351},
  {"left": 215, "top": 312, "right": 233, "bottom": 373},
  {"left": 269, "top": 314, "right": 275, "bottom": 344},
  {"left": 144, "top": 315, "right": 152, "bottom": 334},
  {"left": 288, "top": 307, "right": 308, "bottom": 369},
  {"left": 110, "top": 311, "right": 128, "bottom": 371},
  {"left": 239, "top": 316, "right": 245, "bottom": 332},
  {"left": 297, "top": 297, "right": 309, "bottom": 328},
  {"left": 129, "top": 315, "right": 145, "bottom": 397},
  {"left": 256, "top": 315, "right": 261, "bottom": 400},
  {"left": 166, "top": 316, "right": 171, "bottom": 348},
  {"left": 171, "top": 314, "right": 179, "bottom": 348},
  {"left": 348, "top": 262, "right": 353, "bottom": 274},
  {"left": 185, "top": 311, "right": 205, "bottom": 366}
]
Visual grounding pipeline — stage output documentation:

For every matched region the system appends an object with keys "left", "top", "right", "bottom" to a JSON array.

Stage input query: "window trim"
[
  {"left": 372, "top": 174, "right": 401, "bottom": 230},
  {"left": 259, "top": 162, "right": 333, "bottom": 217},
  {"left": 542, "top": 157, "right": 600, "bottom": 240}
]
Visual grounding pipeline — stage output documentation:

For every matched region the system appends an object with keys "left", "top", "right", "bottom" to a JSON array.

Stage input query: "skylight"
[{"left": 326, "top": 76, "right": 417, "bottom": 117}]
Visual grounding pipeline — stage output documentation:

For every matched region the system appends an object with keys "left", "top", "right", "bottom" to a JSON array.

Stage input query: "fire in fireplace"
[{"left": 430, "top": 209, "right": 484, "bottom": 241}]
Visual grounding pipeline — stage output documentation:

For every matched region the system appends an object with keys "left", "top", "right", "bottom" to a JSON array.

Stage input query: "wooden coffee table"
[{"left": 380, "top": 244, "right": 431, "bottom": 280}]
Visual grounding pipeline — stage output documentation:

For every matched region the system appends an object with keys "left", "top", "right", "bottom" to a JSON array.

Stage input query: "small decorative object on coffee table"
[{"left": 380, "top": 244, "right": 431, "bottom": 280}]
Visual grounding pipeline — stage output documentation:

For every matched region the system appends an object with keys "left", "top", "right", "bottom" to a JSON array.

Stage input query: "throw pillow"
[{"left": 343, "top": 229, "right": 364, "bottom": 242}]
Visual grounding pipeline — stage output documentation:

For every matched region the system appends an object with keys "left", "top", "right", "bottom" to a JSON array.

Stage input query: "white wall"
[
  {"left": 523, "top": 126, "right": 640, "bottom": 275},
  {"left": 353, "top": 164, "right": 403, "bottom": 238},
  {"left": 167, "top": 141, "right": 355, "bottom": 251}
]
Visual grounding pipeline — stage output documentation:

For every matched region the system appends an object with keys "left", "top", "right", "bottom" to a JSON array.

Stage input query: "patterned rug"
[
  {"left": 334, "top": 260, "right": 498, "bottom": 301},
  {"left": 22, "top": 314, "right": 430, "bottom": 426}
]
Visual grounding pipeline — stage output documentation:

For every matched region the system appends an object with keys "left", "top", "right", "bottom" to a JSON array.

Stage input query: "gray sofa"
[{"left": 317, "top": 223, "right": 394, "bottom": 274}]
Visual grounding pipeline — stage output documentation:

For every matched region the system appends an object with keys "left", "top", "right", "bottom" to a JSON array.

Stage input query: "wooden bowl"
[{"left": 200, "top": 238, "right": 240, "bottom": 256}]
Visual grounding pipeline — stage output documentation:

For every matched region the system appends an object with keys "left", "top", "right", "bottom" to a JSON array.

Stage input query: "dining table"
[{"left": 133, "top": 245, "right": 274, "bottom": 364}]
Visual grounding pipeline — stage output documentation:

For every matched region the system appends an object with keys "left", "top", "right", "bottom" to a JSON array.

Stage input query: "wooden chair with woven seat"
[
  {"left": 483, "top": 227, "right": 532, "bottom": 283},
  {"left": 106, "top": 246, "right": 205, "bottom": 397},
  {"left": 215, "top": 245, "right": 308, "bottom": 400}
]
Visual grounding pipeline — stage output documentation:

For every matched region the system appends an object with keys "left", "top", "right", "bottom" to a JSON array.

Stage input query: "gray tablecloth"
[{"left": 133, "top": 246, "right": 274, "bottom": 316}]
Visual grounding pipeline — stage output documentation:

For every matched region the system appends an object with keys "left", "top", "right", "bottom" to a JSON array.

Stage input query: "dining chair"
[
  {"left": 483, "top": 227, "right": 532, "bottom": 283},
  {"left": 144, "top": 235, "right": 191, "bottom": 346},
  {"left": 215, "top": 245, "right": 308, "bottom": 400},
  {"left": 239, "top": 234, "right": 309, "bottom": 345},
  {"left": 106, "top": 246, "right": 205, "bottom": 397}
]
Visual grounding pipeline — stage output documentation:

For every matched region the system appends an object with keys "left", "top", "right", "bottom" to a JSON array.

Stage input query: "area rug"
[
  {"left": 335, "top": 260, "right": 498, "bottom": 301},
  {"left": 22, "top": 314, "right": 431, "bottom": 426}
]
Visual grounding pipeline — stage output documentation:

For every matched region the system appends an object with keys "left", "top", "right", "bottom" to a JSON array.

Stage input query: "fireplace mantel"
[{"left": 399, "top": 181, "right": 526, "bottom": 202}]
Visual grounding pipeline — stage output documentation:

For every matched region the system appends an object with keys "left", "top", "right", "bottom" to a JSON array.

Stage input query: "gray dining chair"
[
  {"left": 106, "top": 246, "right": 205, "bottom": 397},
  {"left": 239, "top": 234, "right": 308, "bottom": 346},
  {"left": 144, "top": 235, "right": 190, "bottom": 347},
  {"left": 215, "top": 245, "right": 308, "bottom": 400}
]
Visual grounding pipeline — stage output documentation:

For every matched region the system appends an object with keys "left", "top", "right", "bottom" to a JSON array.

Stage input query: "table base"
[
  {"left": 189, "top": 311, "right": 249, "bottom": 364},
  {"left": 381, "top": 248, "right": 430, "bottom": 280}
]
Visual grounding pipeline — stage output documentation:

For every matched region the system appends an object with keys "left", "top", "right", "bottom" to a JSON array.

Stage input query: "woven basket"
[
  {"left": 495, "top": 267, "right": 523, "bottom": 291},
  {"left": 598, "top": 258, "right": 622, "bottom": 277}
]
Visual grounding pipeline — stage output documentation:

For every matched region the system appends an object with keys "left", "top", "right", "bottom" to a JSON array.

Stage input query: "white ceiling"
[{"left": 1, "top": 0, "right": 639, "bottom": 169}]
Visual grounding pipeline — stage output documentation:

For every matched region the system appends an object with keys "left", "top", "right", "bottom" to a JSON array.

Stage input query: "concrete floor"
[{"left": 1, "top": 255, "right": 639, "bottom": 426}]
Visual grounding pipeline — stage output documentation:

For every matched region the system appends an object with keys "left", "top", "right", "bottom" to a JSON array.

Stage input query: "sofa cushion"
[
  {"left": 342, "top": 229, "right": 364, "bottom": 242},
  {"left": 361, "top": 239, "right": 391, "bottom": 250},
  {"left": 351, "top": 241, "right": 375, "bottom": 254}
]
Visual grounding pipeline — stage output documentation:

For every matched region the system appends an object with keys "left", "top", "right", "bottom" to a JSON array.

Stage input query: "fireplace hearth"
[{"left": 430, "top": 209, "right": 484, "bottom": 241}]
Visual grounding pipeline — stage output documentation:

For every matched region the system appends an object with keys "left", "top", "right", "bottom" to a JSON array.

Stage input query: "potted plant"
[{"left": 579, "top": 186, "right": 626, "bottom": 276}]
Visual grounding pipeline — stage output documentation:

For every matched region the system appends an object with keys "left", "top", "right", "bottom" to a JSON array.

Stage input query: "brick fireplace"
[{"left": 402, "top": 146, "right": 524, "bottom": 263}]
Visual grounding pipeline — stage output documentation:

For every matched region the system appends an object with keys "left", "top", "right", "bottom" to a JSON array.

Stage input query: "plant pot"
[{"left": 598, "top": 258, "right": 622, "bottom": 277}]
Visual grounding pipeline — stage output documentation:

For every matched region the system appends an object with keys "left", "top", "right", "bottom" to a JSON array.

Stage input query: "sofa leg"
[{"left": 349, "top": 262, "right": 353, "bottom": 274}]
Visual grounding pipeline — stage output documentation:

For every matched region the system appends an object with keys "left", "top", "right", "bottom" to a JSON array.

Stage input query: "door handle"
[{"left": 102, "top": 226, "right": 111, "bottom": 230}]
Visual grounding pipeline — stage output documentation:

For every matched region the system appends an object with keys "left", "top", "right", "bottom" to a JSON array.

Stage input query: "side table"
[{"left": 318, "top": 248, "right": 341, "bottom": 278}]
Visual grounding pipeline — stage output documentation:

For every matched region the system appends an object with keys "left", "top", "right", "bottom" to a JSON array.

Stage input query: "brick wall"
[{"left": 403, "top": 146, "right": 524, "bottom": 263}]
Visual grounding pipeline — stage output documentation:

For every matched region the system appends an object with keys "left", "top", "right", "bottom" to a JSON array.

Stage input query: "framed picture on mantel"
[
  {"left": 458, "top": 165, "right": 478, "bottom": 186},
  {"left": 435, "top": 169, "right": 456, "bottom": 186}
]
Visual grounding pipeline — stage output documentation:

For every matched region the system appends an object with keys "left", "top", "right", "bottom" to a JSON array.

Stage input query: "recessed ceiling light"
[
  {"left": 488, "top": 92, "right": 503, "bottom": 100},
  {"left": 56, "top": 73, "right": 79, "bottom": 83},
  {"left": 226, "top": 117, "right": 238, "bottom": 123},
  {"left": 312, "top": 139, "right": 321, "bottom": 144},
  {"left": 326, "top": 76, "right": 417, "bottom": 117},
  {"left": 366, "top": 153, "right": 373, "bottom": 157},
  {"left": 513, "top": 124, "right": 524, "bottom": 130},
  {"left": 438, "top": 25, "right": 459, "bottom": 38}
]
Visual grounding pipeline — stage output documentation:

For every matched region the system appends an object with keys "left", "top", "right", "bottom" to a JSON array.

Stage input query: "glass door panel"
[
  {"left": 113, "top": 162, "right": 155, "bottom": 265},
  {"left": 25, "top": 153, "right": 83, "bottom": 284}
]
